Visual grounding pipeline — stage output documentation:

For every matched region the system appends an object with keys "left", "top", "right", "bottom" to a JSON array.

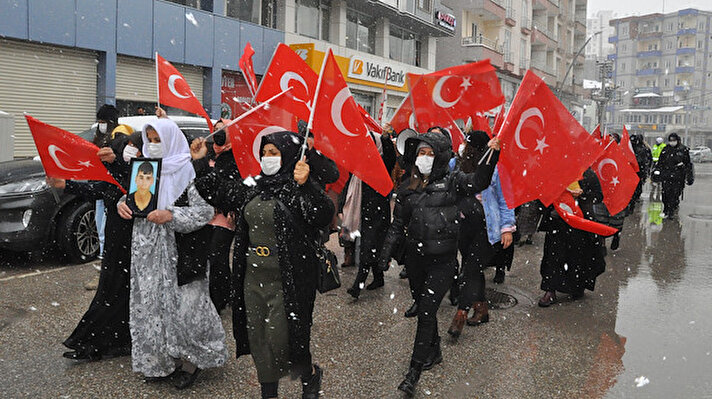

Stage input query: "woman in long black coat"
[
  {"left": 538, "top": 169, "right": 607, "bottom": 307},
  {"left": 657, "top": 132, "right": 694, "bottom": 218},
  {"left": 194, "top": 131, "right": 334, "bottom": 399},
  {"left": 48, "top": 133, "right": 136, "bottom": 360},
  {"left": 344, "top": 132, "right": 396, "bottom": 298}
]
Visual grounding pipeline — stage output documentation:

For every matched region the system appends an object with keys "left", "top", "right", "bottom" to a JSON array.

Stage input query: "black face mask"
[{"left": 213, "top": 130, "right": 227, "bottom": 146}]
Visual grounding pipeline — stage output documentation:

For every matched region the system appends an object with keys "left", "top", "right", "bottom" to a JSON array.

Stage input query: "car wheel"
[{"left": 57, "top": 202, "right": 100, "bottom": 263}]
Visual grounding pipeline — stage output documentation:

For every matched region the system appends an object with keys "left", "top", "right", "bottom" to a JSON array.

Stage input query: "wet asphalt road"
[{"left": 1, "top": 165, "right": 711, "bottom": 399}]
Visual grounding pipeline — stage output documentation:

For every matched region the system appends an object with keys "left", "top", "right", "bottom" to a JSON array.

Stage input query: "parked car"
[
  {"left": 0, "top": 116, "right": 212, "bottom": 263},
  {"left": 689, "top": 146, "right": 712, "bottom": 163}
]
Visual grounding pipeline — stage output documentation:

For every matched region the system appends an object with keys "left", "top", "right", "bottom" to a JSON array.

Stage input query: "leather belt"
[{"left": 250, "top": 246, "right": 272, "bottom": 257}]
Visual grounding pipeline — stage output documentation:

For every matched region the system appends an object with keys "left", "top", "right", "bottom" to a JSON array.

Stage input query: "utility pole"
[{"left": 592, "top": 59, "right": 614, "bottom": 127}]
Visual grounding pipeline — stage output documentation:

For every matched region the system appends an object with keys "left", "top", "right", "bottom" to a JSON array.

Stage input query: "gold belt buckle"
[{"left": 255, "top": 246, "right": 270, "bottom": 257}]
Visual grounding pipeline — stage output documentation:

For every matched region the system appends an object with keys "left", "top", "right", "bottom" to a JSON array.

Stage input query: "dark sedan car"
[{"left": 0, "top": 158, "right": 99, "bottom": 262}]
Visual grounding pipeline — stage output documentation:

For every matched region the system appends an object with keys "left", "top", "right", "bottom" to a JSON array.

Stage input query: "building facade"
[
  {"left": 0, "top": 0, "right": 453, "bottom": 157},
  {"left": 435, "top": 0, "right": 588, "bottom": 116},
  {"left": 608, "top": 8, "right": 712, "bottom": 147},
  {"left": 585, "top": 10, "right": 615, "bottom": 60}
]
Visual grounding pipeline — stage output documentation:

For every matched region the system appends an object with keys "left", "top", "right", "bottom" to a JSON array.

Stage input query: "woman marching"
[
  {"left": 447, "top": 130, "right": 515, "bottom": 338},
  {"left": 378, "top": 131, "right": 500, "bottom": 396},
  {"left": 117, "top": 119, "right": 227, "bottom": 388},
  {"left": 193, "top": 131, "right": 334, "bottom": 399}
]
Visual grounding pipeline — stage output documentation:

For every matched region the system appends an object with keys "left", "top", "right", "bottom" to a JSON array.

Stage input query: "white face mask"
[
  {"left": 415, "top": 155, "right": 434, "bottom": 175},
  {"left": 146, "top": 142, "right": 163, "bottom": 158},
  {"left": 261, "top": 156, "right": 282, "bottom": 176},
  {"left": 123, "top": 145, "right": 139, "bottom": 163},
  {"left": 669, "top": 140, "right": 678, "bottom": 147},
  {"left": 98, "top": 123, "right": 108, "bottom": 134}
]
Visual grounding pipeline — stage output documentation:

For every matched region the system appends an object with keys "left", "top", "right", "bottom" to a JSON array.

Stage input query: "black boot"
[
  {"left": 448, "top": 278, "right": 459, "bottom": 306},
  {"left": 422, "top": 337, "right": 442, "bottom": 371},
  {"left": 301, "top": 364, "right": 323, "bottom": 399},
  {"left": 610, "top": 233, "right": 620, "bottom": 250},
  {"left": 366, "top": 269, "right": 384, "bottom": 290},
  {"left": 347, "top": 269, "right": 368, "bottom": 299},
  {"left": 404, "top": 301, "right": 418, "bottom": 318},
  {"left": 399, "top": 267, "right": 408, "bottom": 279},
  {"left": 398, "top": 360, "right": 424, "bottom": 397},
  {"left": 493, "top": 267, "right": 505, "bottom": 284}
]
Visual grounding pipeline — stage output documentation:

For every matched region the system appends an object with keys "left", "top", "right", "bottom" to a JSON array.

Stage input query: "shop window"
[
  {"left": 165, "top": 0, "right": 212, "bottom": 11},
  {"left": 296, "top": 0, "right": 330, "bottom": 41},
  {"left": 346, "top": 8, "right": 376, "bottom": 54},
  {"left": 227, "top": 0, "right": 259, "bottom": 24}
]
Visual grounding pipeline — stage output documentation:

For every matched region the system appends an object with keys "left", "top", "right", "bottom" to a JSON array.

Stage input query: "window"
[
  {"left": 667, "top": 22, "right": 673, "bottom": 31},
  {"left": 503, "top": 30, "right": 512, "bottom": 62},
  {"left": 346, "top": 8, "right": 376, "bottom": 54},
  {"left": 698, "top": 40, "right": 703, "bottom": 49},
  {"left": 227, "top": 0, "right": 259, "bottom": 24},
  {"left": 621, "top": 62, "right": 625, "bottom": 72},
  {"left": 165, "top": 0, "right": 212, "bottom": 11},
  {"left": 664, "top": 78, "right": 670, "bottom": 86},
  {"left": 389, "top": 26, "right": 421, "bottom": 66},
  {"left": 417, "top": 0, "right": 431, "bottom": 12},
  {"left": 520, "top": 38, "right": 528, "bottom": 68},
  {"left": 667, "top": 40, "right": 673, "bottom": 50},
  {"left": 296, "top": 0, "right": 330, "bottom": 41}
]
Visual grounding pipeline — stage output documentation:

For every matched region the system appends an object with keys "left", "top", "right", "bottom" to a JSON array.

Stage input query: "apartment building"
[
  {"left": 608, "top": 8, "right": 712, "bottom": 147},
  {"left": 436, "top": 0, "right": 588, "bottom": 114},
  {"left": 586, "top": 10, "right": 616, "bottom": 60}
]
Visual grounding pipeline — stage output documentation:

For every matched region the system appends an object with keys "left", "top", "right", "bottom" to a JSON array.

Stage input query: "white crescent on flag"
[
  {"left": 597, "top": 158, "right": 618, "bottom": 181},
  {"left": 48, "top": 145, "right": 82, "bottom": 171},
  {"left": 432, "top": 76, "right": 463, "bottom": 108},
  {"left": 279, "top": 72, "right": 310, "bottom": 106},
  {"left": 514, "top": 107, "right": 545, "bottom": 150},
  {"left": 252, "top": 126, "right": 288, "bottom": 162},
  {"left": 168, "top": 74, "right": 191, "bottom": 99},
  {"left": 331, "top": 87, "right": 360, "bottom": 137}
]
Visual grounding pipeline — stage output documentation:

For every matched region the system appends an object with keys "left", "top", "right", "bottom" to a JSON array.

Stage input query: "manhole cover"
[
  {"left": 688, "top": 214, "right": 712, "bottom": 221},
  {"left": 485, "top": 288, "right": 517, "bottom": 310},
  {"left": 0, "top": 306, "right": 27, "bottom": 331}
]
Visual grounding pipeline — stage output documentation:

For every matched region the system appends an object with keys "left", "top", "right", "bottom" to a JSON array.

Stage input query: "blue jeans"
[{"left": 95, "top": 200, "right": 106, "bottom": 257}]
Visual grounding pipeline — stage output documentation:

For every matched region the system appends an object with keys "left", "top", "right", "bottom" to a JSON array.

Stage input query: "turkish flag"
[
  {"left": 409, "top": 60, "right": 504, "bottom": 121},
  {"left": 408, "top": 73, "right": 465, "bottom": 152},
  {"left": 26, "top": 115, "right": 124, "bottom": 192},
  {"left": 389, "top": 95, "right": 416, "bottom": 133},
  {"left": 357, "top": 104, "right": 383, "bottom": 134},
  {"left": 619, "top": 126, "right": 640, "bottom": 172},
  {"left": 552, "top": 190, "right": 618, "bottom": 236},
  {"left": 492, "top": 107, "right": 505, "bottom": 136},
  {"left": 497, "top": 71, "right": 606, "bottom": 209},
  {"left": 592, "top": 141, "right": 640, "bottom": 215},
  {"left": 228, "top": 95, "right": 299, "bottom": 177},
  {"left": 156, "top": 53, "right": 213, "bottom": 132},
  {"left": 471, "top": 112, "right": 492, "bottom": 137},
  {"left": 311, "top": 50, "right": 393, "bottom": 196},
  {"left": 592, "top": 124, "right": 602, "bottom": 139},
  {"left": 254, "top": 43, "right": 317, "bottom": 122},
  {"left": 239, "top": 42, "right": 258, "bottom": 100}
]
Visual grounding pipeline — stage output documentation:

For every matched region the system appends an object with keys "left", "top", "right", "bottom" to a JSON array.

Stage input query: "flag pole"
[
  {"left": 203, "top": 87, "right": 292, "bottom": 141},
  {"left": 155, "top": 52, "right": 161, "bottom": 109},
  {"left": 377, "top": 67, "right": 391, "bottom": 124},
  {"left": 301, "top": 48, "right": 330, "bottom": 160}
]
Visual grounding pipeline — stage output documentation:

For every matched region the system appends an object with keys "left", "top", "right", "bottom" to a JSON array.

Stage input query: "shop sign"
[
  {"left": 347, "top": 55, "right": 406, "bottom": 88},
  {"left": 436, "top": 11, "right": 456, "bottom": 31}
]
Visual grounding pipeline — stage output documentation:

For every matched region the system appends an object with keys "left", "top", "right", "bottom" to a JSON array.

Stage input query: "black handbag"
[{"left": 276, "top": 200, "right": 341, "bottom": 294}]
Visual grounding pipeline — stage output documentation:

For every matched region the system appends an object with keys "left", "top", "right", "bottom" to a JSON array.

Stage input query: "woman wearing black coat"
[
  {"left": 344, "top": 132, "right": 397, "bottom": 298},
  {"left": 657, "top": 132, "right": 694, "bottom": 219},
  {"left": 47, "top": 132, "right": 136, "bottom": 361},
  {"left": 378, "top": 132, "right": 499, "bottom": 397},
  {"left": 194, "top": 131, "right": 334, "bottom": 399}
]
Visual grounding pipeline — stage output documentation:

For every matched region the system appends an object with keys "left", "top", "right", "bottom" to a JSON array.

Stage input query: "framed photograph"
[{"left": 126, "top": 158, "right": 161, "bottom": 218}]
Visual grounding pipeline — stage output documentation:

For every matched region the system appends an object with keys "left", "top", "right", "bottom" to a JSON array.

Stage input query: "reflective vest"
[{"left": 652, "top": 143, "right": 666, "bottom": 162}]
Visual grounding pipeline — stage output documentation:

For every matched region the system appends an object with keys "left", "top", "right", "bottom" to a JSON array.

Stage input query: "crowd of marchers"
[{"left": 45, "top": 103, "right": 693, "bottom": 398}]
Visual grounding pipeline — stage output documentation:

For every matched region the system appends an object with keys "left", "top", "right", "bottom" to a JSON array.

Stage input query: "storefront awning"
[{"left": 619, "top": 106, "right": 683, "bottom": 113}]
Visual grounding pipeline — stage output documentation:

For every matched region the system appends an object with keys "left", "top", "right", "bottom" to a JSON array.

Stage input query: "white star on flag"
[
  {"left": 534, "top": 137, "right": 549, "bottom": 154},
  {"left": 78, "top": 160, "right": 93, "bottom": 168},
  {"left": 611, "top": 176, "right": 620, "bottom": 186},
  {"left": 460, "top": 77, "right": 472, "bottom": 90}
]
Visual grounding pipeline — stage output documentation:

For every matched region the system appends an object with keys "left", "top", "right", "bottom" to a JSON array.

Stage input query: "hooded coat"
[
  {"left": 194, "top": 131, "right": 334, "bottom": 378},
  {"left": 657, "top": 133, "right": 694, "bottom": 187},
  {"left": 380, "top": 132, "right": 498, "bottom": 262}
]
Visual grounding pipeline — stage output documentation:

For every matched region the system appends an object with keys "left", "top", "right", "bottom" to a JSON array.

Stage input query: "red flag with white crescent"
[
  {"left": 553, "top": 190, "right": 618, "bottom": 236},
  {"left": 357, "top": 104, "right": 383, "bottom": 134},
  {"left": 472, "top": 112, "right": 492, "bottom": 137},
  {"left": 408, "top": 73, "right": 464, "bottom": 152},
  {"left": 254, "top": 43, "right": 318, "bottom": 122},
  {"left": 311, "top": 50, "right": 393, "bottom": 196},
  {"left": 228, "top": 95, "right": 299, "bottom": 177},
  {"left": 496, "top": 70, "right": 606, "bottom": 208},
  {"left": 239, "top": 42, "right": 258, "bottom": 100},
  {"left": 592, "top": 141, "right": 640, "bottom": 215},
  {"left": 156, "top": 53, "right": 213, "bottom": 132},
  {"left": 619, "top": 126, "right": 640, "bottom": 172},
  {"left": 25, "top": 115, "right": 125, "bottom": 192},
  {"left": 389, "top": 95, "right": 416, "bottom": 134}
]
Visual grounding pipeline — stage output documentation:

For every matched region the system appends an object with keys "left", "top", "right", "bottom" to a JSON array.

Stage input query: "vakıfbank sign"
[{"left": 347, "top": 55, "right": 407, "bottom": 88}]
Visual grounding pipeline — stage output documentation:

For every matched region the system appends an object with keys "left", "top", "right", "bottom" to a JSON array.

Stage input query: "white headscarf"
[{"left": 142, "top": 119, "right": 195, "bottom": 210}]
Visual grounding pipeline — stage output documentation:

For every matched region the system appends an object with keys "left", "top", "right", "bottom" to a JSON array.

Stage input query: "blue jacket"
[{"left": 479, "top": 167, "right": 516, "bottom": 244}]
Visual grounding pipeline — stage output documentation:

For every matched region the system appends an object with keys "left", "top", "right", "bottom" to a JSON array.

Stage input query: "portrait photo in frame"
[{"left": 126, "top": 158, "right": 161, "bottom": 218}]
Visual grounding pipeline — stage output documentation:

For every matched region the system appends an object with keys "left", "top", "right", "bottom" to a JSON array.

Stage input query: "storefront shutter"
[{"left": 116, "top": 55, "right": 203, "bottom": 103}]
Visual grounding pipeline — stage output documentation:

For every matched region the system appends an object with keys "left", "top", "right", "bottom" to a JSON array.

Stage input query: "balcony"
[
  {"left": 609, "top": 35, "right": 618, "bottom": 43},
  {"left": 676, "top": 66, "right": 695, "bottom": 74},
  {"left": 677, "top": 28, "right": 697, "bottom": 36},
  {"left": 532, "top": 26, "right": 557, "bottom": 48},
  {"left": 636, "top": 68, "right": 661, "bottom": 76},
  {"left": 607, "top": 53, "right": 617, "bottom": 60},
  {"left": 531, "top": 62, "right": 557, "bottom": 81},
  {"left": 505, "top": 8, "right": 516, "bottom": 26},
  {"left": 637, "top": 50, "right": 662, "bottom": 58},
  {"left": 676, "top": 47, "right": 696, "bottom": 55},
  {"left": 461, "top": 35, "right": 505, "bottom": 67},
  {"left": 465, "top": 0, "right": 506, "bottom": 21},
  {"left": 638, "top": 31, "right": 663, "bottom": 39},
  {"left": 678, "top": 8, "right": 698, "bottom": 16},
  {"left": 521, "top": 16, "right": 531, "bottom": 34},
  {"left": 503, "top": 53, "right": 515, "bottom": 72},
  {"left": 519, "top": 58, "right": 530, "bottom": 75},
  {"left": 532, "top": 0, "right": 552, "bottom": 11},
  {"left": 575, "top": 20, "right": 586, "bottom": 35}
]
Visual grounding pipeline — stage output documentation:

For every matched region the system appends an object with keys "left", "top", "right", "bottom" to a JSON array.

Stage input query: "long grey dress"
[{"left": 128, "top": 183, "right": 228, "bottom": 377}]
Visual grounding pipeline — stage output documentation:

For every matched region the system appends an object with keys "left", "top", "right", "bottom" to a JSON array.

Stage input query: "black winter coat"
[
  {"left": 657, "top": 144, "right": 694, "bottom": 187},
  {"left": 194, "top": 166, "right": 334, "bottom": 378},
  {"left": 380, "top": 132, "right": 498, "bottom": 263}
]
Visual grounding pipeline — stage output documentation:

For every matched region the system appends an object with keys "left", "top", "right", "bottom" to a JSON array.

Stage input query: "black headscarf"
[
  {"left": 460, "top": 130, "right": 489, "bottom": 173},
  {"left": 257, "top": 131, "right": 303, "bottom": 198}
]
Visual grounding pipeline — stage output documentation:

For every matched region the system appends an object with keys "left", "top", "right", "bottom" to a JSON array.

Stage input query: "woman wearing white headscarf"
[{"left": 118, "top": 118, "right": 227, "bottom": 389}]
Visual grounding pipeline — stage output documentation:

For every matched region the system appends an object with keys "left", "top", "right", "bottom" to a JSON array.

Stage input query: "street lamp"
[{"left": 556, "top": 30, "right": 602, "bottom": 96}]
